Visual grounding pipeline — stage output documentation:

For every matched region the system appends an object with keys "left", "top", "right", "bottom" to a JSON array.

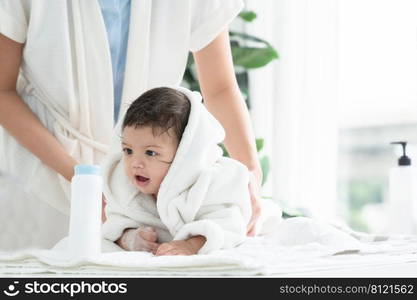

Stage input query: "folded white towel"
[{"left": 3, "top": 217, "right": 416, "bottom": 277}]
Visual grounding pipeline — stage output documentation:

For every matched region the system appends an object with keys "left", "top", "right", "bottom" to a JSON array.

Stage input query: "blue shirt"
[{"left": 98, "top": 0, "right": 131, "bottom": 122}]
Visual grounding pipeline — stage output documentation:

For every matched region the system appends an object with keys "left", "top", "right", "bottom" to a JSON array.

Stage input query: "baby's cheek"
[
  {"left": 155, "top": 170, "right": 168, "bottom": 185},
  {"left": 151, "top": 167, "right": 170, "bottom": 194},
  {"left": 123, "top": 158, "right": 131, "bottom": 175}
]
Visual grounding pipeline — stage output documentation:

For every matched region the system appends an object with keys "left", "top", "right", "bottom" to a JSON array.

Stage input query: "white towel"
[{"left": 1, "top": 217, "right": 416, "bottom": 276}]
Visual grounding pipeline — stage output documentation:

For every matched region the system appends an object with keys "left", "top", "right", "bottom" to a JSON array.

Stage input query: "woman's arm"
[
  {"left": 192, "top": 29, "right": 262, "bottom": 236},
  {"left": 0, "top": 33, "right": 77, "bottom": 181}
]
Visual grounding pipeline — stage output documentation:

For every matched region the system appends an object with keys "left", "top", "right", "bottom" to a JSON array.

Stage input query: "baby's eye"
[
  {"left": 122, "top": 148, "right": 133, "bottom": 155},
  {"left": 145, "top": 150, "right": 157, "bottom": 157}
]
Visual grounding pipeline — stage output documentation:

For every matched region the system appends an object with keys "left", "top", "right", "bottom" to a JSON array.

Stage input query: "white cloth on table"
[{"left": 1, "top": 217, "right": 416, "bottom": 276}]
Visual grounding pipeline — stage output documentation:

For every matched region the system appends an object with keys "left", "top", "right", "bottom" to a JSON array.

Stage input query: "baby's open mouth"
[
  {"left": 136, "top": 175, "right": 149, "bottom": 182},
  {"left": 135, "top": 175, "right": 150, "bottom": 187}
]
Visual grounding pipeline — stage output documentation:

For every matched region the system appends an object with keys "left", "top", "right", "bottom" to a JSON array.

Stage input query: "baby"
[{"left": 102, "top": 87, "right": 280, "bottom": 255}]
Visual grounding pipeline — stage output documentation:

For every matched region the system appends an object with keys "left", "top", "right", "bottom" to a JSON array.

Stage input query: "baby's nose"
[{"left": 132, "top": 158, "right": 145, "bottom": 169}]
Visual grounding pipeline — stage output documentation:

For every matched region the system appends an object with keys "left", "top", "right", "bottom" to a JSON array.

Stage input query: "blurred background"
[{"left": 186, "top": 0, "right": 417, "bottom": 234}]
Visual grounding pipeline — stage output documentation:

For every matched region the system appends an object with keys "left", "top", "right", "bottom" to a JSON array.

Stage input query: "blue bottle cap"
[{"left": 74, "top": 165, "right": 101, "bottom": 175}]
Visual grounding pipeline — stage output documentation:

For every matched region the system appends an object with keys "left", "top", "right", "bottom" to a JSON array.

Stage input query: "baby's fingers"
[
  {"left": 144, "top": 241, "right": 160, "bottom": 254},
  {"left": 156, "top": 249, "right": 181, "bottom": 256},
  {"left": 157, "top": 247, "right": 188, "bottom": 256},
  {"left": 155, "top": 243, "right": 174, "bottom": 256},
  {"left": 138, "top": 227, "right": 158, "bottom": 242}
]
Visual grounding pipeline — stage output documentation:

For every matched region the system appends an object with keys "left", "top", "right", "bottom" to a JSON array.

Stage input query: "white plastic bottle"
[
  {"left": 68, "top": 165, "right": 103, "bottom": 259},
  {"left": 388, "top": 142, "right": 417, "bottom": 235}
]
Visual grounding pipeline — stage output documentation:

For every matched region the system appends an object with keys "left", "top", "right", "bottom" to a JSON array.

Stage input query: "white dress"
[{"left": 0, "top": 0, "right": 243, "bottom": 249}]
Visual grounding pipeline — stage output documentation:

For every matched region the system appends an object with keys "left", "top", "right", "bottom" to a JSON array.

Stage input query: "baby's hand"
[
  {"left": 155, "top": 240, "right": 197, "bottom": 256},
  {"left": 117, "top": 227, "right": 159, "bottom": 253},
  {"left": 155, "top": 236, "right": 206, "bottom": 256}
]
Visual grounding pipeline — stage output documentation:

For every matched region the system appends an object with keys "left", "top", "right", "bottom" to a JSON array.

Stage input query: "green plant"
[
  {"left": 183, "top": 10, "right": 279, "bottom": 108},
  {"left": 184, "top": 11, "right": 278, "bottom": 187},
  {"left": 345, "top": 179, "right": 384, "bottom": 231}
]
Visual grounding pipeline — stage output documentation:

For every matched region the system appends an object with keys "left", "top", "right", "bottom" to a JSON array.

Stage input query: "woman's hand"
[{"left": 246, "top": 169, "right": 262, "bottom": 236}]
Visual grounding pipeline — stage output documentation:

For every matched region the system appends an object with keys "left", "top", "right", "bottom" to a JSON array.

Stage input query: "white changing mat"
[{"left": 0, "top": 217, "right": 416, "bottom": 277}]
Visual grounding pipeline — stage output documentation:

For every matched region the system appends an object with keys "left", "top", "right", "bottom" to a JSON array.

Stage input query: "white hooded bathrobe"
[
  {"left": 0, "top": 0, "right": 244, "bottom": 248},
  {"left": 102, "top": 87, "right": 253, "bottom": 254}
]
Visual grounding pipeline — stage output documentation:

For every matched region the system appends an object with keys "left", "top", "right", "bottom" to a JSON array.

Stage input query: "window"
[{"left": 337, "top": 0, "right": 417, "bottom": 233}]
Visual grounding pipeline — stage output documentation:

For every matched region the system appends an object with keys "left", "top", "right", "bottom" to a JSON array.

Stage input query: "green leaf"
[
  {"left": 236, "top": 71, "right": 250, "bottom": 108},
  {"left": 238, "top": 11, "right": 257, "bottom": 22},
  {"left": 232, "top": 46, "right": 279, "bottom": 69},
  {"left": 282, "top": 210, "right": 304, "bottom": 219},
  {"left": 219, "top": 143, "right": 230, "bottom": 157},
  {"left": 186, "top": 53, "right": 195, "bottom": 68},
  {"left": 183, "top": 68, "right": 195, "bottom": 83},
  {"left": 230, "top": 31, "right": 271, "bottom": 47},
  {"left": 260, "top": 155, "right": 270, "bottom": 186},
  {"left": 256, "top": 138, "right": 264, "bottom": 152}
]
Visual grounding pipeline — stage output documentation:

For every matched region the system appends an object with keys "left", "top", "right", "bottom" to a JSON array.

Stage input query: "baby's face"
[{"left": 122, "top": 126, "right": 179, "bottom": 198}]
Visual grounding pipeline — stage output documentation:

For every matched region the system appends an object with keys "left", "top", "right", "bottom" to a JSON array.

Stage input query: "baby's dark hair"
[{"left": 122, "top": 87, "right": 191, "bottom": 141}]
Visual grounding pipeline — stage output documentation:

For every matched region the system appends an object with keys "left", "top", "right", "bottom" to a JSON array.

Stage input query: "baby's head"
[{"left": 121, "top": 87, "right": 191, "bottom": 198}]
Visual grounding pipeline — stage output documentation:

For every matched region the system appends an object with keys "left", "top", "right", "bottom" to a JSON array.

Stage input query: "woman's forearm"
[
  {"left": 0, "top": 90, "right": 77, "bottom": 181},
  {"left": 203, "top": 86, "right": 261, "bottom": 175},
  {"left": 192, "top": 29, "right": 261, "bottom": 176}
]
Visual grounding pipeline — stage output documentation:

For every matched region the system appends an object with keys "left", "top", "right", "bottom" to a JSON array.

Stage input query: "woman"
[{"left": 0, "top": 0, "right": 262, "bottom": 248}]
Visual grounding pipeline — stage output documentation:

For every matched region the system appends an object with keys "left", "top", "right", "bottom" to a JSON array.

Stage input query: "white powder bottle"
[{"left": 68, "top": 165, "right": 103, "bottom": 259}]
